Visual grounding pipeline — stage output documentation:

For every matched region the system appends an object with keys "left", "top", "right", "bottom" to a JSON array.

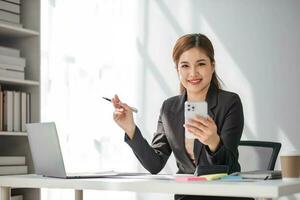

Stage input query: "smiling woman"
[
  {"left": 112, "top": 33, "right": 253, "bottom": 200},
  {"left": 173, "top": 34, "right": 221, "bottom": 96},
  {"left": 176, "top": 47, "right": 215, "bottom": 101}
]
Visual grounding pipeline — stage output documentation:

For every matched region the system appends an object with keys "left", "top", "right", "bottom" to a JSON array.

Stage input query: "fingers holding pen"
[
  {"left": 112, "top": 95, "right": 132, "bottom": 113},
  {"left": 119, "top": 102, "right": 132, "bottom": 112},
  {"left": 112, "top": 95, "right": 121, "bottom": 108},
  {"left": 113, "top": 109, "right": 125, "bottom": 121}
]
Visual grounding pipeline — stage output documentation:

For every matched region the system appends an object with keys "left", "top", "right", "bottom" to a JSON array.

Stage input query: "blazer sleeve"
[
  {"left": 124, "top": 101, "right": 172, "bottom": 174},
  {"left": 204, "top": 94, "right": 244, "bottom": 173}
]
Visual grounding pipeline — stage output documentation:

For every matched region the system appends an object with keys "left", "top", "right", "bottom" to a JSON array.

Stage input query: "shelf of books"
[
  {"left": 0, "top": 77, "right": 39, "bottom": 86},
  {"left": 0, "top": 0, "right": 41, "bottom": 200},
  {"left": 0, "top": 131, "right": 27, "bottom": 136},
  {"left": 0, "top": 23, "right": 39, "bottom": 38}
]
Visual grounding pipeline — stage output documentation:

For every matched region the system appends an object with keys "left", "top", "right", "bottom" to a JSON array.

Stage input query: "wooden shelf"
[
  {"left": 0, "top": 23, "right": 39, "bottom": 38},
  {"left": 0, "top": 131, "right": 28, "bottom": 136},
  {"left": 0, "top": 77, "right": 39, "bottom": 86},
  {"left": 0, "top": 1, "right": 41, "bottom": 199}
]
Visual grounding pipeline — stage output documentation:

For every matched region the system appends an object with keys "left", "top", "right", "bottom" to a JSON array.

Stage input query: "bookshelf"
[
  {"left": 0, "top": 131, "right": 27, "bottom": 136},
  {"left": 0, "top": 0, "right": 41, "bottom": 200},
  {"left": 0, "top": 23, "right": 39, "bottom": 37}
]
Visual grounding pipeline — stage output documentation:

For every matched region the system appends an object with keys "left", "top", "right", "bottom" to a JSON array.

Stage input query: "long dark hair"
[{"left": 172, "top": 33, "right": 222, "bottom": 94}]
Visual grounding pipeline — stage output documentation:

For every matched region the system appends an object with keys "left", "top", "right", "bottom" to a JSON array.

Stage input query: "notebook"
[
  {"left": 230, "top": 170, "right": 282, "bottom": 180},
  {"left": 26, "top": 122, "right": 130, "bottom": 179}
]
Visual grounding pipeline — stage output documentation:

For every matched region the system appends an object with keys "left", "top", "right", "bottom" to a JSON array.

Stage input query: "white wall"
[{"left": 134, "top": 1, "right": 300, "bottom": 199}]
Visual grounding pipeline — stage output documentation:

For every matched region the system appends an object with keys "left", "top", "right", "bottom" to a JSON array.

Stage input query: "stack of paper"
[
  {"left": 0, "top": 0, "right": 22, "bottom": 27},
  {"left": 0, "top": 156, "right": 27, "bottom": 175},
  {"left": 0, "top": 46, "right": 26, "bottom": 80}
]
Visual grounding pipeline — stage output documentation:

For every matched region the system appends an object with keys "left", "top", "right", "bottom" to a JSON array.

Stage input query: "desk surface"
[{"left": 1, "top": 175, "right": 300, "bottom": 198}]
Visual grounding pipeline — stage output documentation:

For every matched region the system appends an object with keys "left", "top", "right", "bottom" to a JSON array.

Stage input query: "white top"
[{"left": 0, "top": 175, "right": 300, "bottom": 198}]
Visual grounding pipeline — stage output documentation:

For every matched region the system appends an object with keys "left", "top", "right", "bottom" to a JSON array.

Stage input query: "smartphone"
[{"left": 184, "top": 101, "right": 208, "bottom": 139}]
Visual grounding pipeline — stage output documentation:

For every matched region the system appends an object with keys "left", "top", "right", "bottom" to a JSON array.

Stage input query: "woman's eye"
[
  {"left": 181, "top": 65, "right": 189, "bottom": 68},
  {"left": 199, "top": 63, "right": 206, "bottom": 66}
]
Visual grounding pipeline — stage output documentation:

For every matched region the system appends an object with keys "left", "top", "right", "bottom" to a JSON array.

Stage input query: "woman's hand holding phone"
[
  {"left": 184, "top": 101, "right": 220, "bottom": 152},
  {"left": 112, "top": 95, "right": 136, "bottom": 139},
  {"left": 185, "top": 115, "right": 220, "bottom": 152}
]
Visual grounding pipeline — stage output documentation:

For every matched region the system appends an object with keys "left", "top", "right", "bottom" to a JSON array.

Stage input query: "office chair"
[{"left": 238, "top": 140, "right": 281, "bottom": 171}]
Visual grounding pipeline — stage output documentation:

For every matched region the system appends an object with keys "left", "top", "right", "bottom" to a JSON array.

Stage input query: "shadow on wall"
[
  {"left": 136, "top": 0, "right": 300, "bottom": 199},
  {"left": 148, "top": 0, "right": 300, "bottom": 150},
  {"left": 189, "top": 0, "right": 300, "bottom": 152}
]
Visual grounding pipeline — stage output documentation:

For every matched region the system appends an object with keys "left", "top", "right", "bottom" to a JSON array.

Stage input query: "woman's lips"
[{"left": 188, "top": 79, "right": 202, "bottom": 85}]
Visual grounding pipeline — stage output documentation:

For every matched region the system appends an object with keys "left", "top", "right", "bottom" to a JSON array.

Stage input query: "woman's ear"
[
  {"left": 176, "top": 66, "right": 180, "bottom": 77},
  {"left": 211, "top": 62, "right": 215, "bottom": 72}
]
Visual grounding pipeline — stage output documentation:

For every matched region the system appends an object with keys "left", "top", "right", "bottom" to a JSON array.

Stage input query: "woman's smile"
[{"left": 188, "top": 78, "right": 202, "bottom": 85}]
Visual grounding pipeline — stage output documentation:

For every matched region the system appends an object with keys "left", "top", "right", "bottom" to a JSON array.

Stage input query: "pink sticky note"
[{"left": 175, "top": 176, "right": 207, "bottom": 182}]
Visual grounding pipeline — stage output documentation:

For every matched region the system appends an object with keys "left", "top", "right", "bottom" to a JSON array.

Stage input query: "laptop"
[{"left": 26, "top": 122, "right": 119, "bottom": 179}]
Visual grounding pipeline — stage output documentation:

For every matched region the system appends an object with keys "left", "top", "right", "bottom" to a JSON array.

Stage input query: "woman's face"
[{"left": 177, "top": 47, "right": 214, "bottom": 96}]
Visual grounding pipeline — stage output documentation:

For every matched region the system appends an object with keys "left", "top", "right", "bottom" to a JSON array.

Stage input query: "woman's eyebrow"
[
  {"left": 196, "top": 59, "right": 207, "bottom": 63},
  {"left": 180, "top": 61, "right": 189, "bottom": 64},
  {"left": 180, "top": 59, "right": 207, "bottom": 64}
]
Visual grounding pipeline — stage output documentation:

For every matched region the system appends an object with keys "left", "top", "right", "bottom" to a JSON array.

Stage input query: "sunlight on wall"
[
  {"left": 277, "top": 128, "right": 296, "bottom": 153},
  {"left": 275, "top": 128, "right": 296, "bottom": 170},
  {"left": 41, "top": 0, "right": 139, "bottom": 200},
  {"left": 200, "top": 17, "right": 257, "bottom": 139}
]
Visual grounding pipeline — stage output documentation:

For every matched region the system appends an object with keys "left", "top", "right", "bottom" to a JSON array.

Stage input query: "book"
[
  {"left": 4, "top": 0, "right": 20, "bottom": 4},
  {"left": 3, "top": 90, "right": 13, "bottom": 131},
  {"left": 0, "top": 0, "right": 20, "bottom": 14},
  {"left": 0, "top": 19, "right": 22, "bottom": 27},
  {"left": 0, "top": 63, "right": 25, "bottom": 72},
  {"left": 0, "top": 9, "right": 20, "bottom": 23},
  {"left": 230, "top": 170, "right": 282, "bottom": 180},
  {"left": 21, "top": 92, "right": 26, "bottom": 131},
  {"left": 0, "top": 68, "right": 24, "bottom": 79},
  {"left": 0, "top": 90, "right": 3, "bottom": 131},
  {"left": 0, "top": 45, "right": 20, "bottom": 57},
  {"left": 11, "top": 195, "right": 23, "bottom": 200},
  {"left": 0, "top": 165, "right": 27, "bottom": 175},
  {"left": 0, "top": 54, "right": 25, "bottom": 67},
  {"left": 0, "top": 156, "right": 25, "bottom": 165},
  {"left": 13, "top": 91, "right": 20, "bottom": 131},
  {"left": 26, "top": 93, "right": 30, "bottom": 123}
]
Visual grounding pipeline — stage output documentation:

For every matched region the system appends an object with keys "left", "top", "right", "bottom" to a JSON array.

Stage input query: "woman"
[{"left": 112, "top": 33, "right": 250, "bottom": 200}]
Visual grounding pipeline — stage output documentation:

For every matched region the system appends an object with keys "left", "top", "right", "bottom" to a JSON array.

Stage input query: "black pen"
[{"left": 102, "top": 97, "right": 138, "bottom": 113}]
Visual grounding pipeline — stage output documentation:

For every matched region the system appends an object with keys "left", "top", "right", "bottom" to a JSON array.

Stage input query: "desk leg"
[
  {"left": 0, "top": 187, "right": 11, "bottom": 200},
  {"left": 75, "top": 190, "right": 83, "bottom": 200}
]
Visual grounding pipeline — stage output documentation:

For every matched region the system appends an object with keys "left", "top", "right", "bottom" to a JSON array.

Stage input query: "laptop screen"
[{"left": 26, "top": 122, "right": 67, "bottom": 178}]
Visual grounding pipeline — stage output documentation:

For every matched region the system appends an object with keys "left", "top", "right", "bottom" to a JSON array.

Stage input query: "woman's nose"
[{"left": 190, "top": 66, "right": 198, "bottom": 76}]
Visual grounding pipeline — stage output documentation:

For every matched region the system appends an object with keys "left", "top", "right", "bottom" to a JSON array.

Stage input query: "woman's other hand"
[
  {"left": 112, "top": 95, "right": 136, "bottom": 139},
  {"left": 184, "top": 115, "right": 220, "bottom": 152}
]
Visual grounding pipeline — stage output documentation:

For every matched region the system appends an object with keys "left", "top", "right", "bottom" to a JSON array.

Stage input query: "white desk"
[{"left": 0, "top": 175, "right": 300, "bottom": 200}]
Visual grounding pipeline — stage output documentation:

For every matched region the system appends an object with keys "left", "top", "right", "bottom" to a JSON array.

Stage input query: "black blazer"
[{"left": 125, "top": 85, "right": 244, "bottom": 174}]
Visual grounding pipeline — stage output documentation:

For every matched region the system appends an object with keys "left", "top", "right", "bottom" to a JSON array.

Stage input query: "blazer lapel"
[
  {"left": 167, "top": 91, "right": 196, "bottom": 171},
  {"left": 194, "top": 84, "right": 218, "bottom": 165}
]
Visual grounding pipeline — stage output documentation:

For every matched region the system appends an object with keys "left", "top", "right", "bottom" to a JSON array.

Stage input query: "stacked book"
[
  {"left": 0, "top": 0, "right": 22, "bottom": 27},
  {"left": 0, "top": 45, "right": 26, "bottom": 80},
  {"left": 0, "top": 156, "right": 27, "bottom": 175},
  {"left": 0, "top": 85, "right": 31, "bottom": 132},
  {"left": 11, "top": 195, "right": 23, "bottom": 200}
]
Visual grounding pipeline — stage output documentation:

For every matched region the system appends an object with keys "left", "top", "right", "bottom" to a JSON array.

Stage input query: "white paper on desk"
[{"left": 101, "top": 172, "right": 194, "bottom": 180}]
